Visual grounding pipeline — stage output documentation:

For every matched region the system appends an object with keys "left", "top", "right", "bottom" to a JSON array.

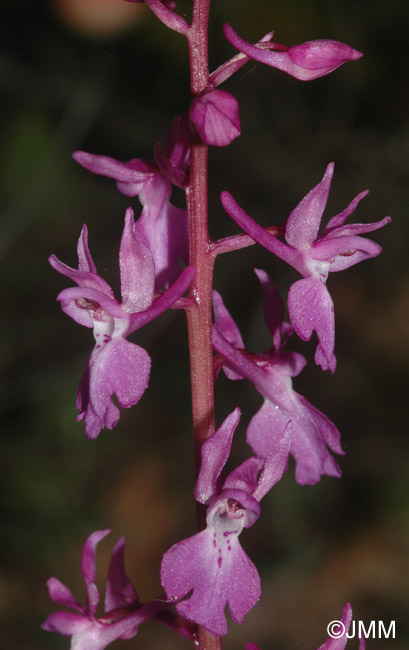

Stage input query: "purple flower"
[
  {"left": 73, "top": 114, "right": 190, "bottom": 289},
  {"left": 189, "top": 89, "right": 241, "bottom": 147},
  {"left": 212, "top": 269, "right": 343, "bottom": 485},
  {"left": 223, "top": 24, "right": 362, "bottom": 81},
  {"left": 221, "top": 163, "right": 390, "bottom": 372},
  {"left": 42, "top": 530, "right": 164, "bottom": 650},
  {"left": 49, "top": 207, "right": 194, "bottom": 439},
  {"left": 161, "top": 409, "right": 291, "bottom": 635}
]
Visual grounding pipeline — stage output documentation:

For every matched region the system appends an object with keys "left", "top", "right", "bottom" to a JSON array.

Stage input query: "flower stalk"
[{"left": 186, "top": 2, "right": 222, "bottom": 650}]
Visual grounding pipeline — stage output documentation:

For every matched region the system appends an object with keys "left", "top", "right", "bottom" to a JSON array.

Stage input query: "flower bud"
[{"left": 189, "top": 89, "right": 241, "bottom": 147}]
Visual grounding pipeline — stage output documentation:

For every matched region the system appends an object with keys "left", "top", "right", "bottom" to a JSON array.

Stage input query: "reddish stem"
[
  {"left": 186, "top": 0, "right": 214, "bottom": 480},
  {"left": 186, "top": 3, "right": 222, "bottom": 650}
]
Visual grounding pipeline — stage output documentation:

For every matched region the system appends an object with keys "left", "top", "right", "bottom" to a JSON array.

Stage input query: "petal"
[
  {"left": 41, "top": 611, "right": 92, "bottom": 635},
  {"left": 311, "top": 234, "right": 382, "bottom": 265},
  {"left": 285, "top": 163, "right": 334, "bottom": 249},
  {"left": 212, "top": 291, "right": 245, "bottom": 380},
  {"left": 321, "top": 190, "right": 369, "bottom": 233},
  {"left": 119, "top": 207, "right": 155, "bottom": 312},
  {"left": 81, "top": 530, "right": 111, "bottom": 616},
  {"left": 252, "top": 423, "right": 292, "bottom": 501},
  {"left": 135, "top": 176, "right": 188, "bottom": 289},
  {"left": 246, "top": 401, "right": 291, "bottom": 468},
  {"left": 254, "top": 268, "right": 285, "bottom": 349},
  {"left": 190, "top": 89, "right": 241, "bottom": 147},
  {"left": 57, "top": 287, "right": 125, "bottom": 328},
  {"left": 163, "top": 113, "right": 191, "bottom": 171},
  {"left": 317, "top": 603, "right": 355, "bottom": 650},
  {"left": 223, "top": 458, "right": 264, "bottom": 496},
  {"left": 161, "top": 524, "right": 260, "bottom": 636},
  {"left": 49, "top": 255, "right": 114, "bottom": 298},
  {"left": 104, "top": 537, "right": 139, "bottom": 612},
  {"left": 274, "top": 350, "right": 307, "bottom": 378},
  {"left": 323, "top": 216, "right": 390, "bottom": 240},
  {"left": 213, "top": 291, "right": 244, "bottom": 349},
  {"left": 247, "top": 397, "right": 342, "bottom": 486},
  {"left": 46, "top": 577, "right": 84, "bottom": 613},
  {"left": 73, "top": 151, "right": 154, "bottom": 196},
  {"left": 194, "top": 408, "right": 241, "bottom": 504},
  {"left": 76, "top": 339, "right": 151, "bottom": 439},
  {"left": 77, "top": 224, "right": 97, "bottom": 273},
  {"left": 287, "top": 277, "right": 336, "bottom": 372}
]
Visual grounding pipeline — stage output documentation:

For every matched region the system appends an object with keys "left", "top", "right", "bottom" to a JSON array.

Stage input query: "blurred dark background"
[{"left": 1, "top": 0, "right": 408, "bottom": 649}]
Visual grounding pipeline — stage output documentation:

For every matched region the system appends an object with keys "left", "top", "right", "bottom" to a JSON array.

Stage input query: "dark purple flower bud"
[{"left": 190, "top": 89, "right": 240, "bottom": 147}]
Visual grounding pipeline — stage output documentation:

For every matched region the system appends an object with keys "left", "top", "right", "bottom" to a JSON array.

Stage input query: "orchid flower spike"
[
  {"left": 49, "top": 207, "right": 194, "bottom": 439},
  {"left": 212, "top": 270, "right": 343, "bottom": 485},
  {"left": 221, "top": 163, "right": 390, "bottom": 372},
  {"left": 73, "top": 114, "right": 190, "bottom": 289},
  {"left": 161, "top": 409, "right": 291, "bottom": 635},
  {"left": 42, "top": 530, "right": 165, "bottom": 650},
  {"left": 223, "top": 24, "right": 362, "bottom": 81}
]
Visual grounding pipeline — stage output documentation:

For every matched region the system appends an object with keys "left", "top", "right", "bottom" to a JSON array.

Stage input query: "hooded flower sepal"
[
  {"left": 161, "top": 409, "right": 291, "bottom": 636},
  {"left": 49, "top": 207, "right": 194, "bottom": 439},
  {"left": 212, "top": 270, "right": 344, "bottom": 485},
  {"left": 223, "top": 24, "right": 362, "bottom": 81},
  {"left": 221, "top": 163, "right": 390, "bottom": 372}
]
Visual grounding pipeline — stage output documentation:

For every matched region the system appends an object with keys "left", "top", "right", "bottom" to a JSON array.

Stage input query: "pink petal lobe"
[
  {"left": 161, "top": 520, "right": 260, "bottom": 635},
  {"left": 41, "top": 611, "right": 92, "bottom": 635},
  {"left": 104, "top": 537, "right": 139, "bottom": 612},
  {"left": 119, "top": 207, "right": 155, "bottom": 312},
  {"left": 285, "top": 163, "right": 334, "bottom": 249},
  {"left": 213, "top": 291, "right": 244, "bottom": 349},
  {"left": 134, "top": 176, "right": 188, "bottom": 289},
  {"left": 254, "top": 268, "right": 285, "bottom": 348},
  {"left": 81, "top": 530, "right": 111, "bottom": 615},
  {"left": 195, "top": 408, "right": 241, "bottom": 504},
  {"left": 252, "top": 423, "right": 292, "bottom": 501},
  {"left": 77, "top": 224, "right": 97, "bottom": 273},
  {"left": 46, "top": 577, "right": 84, "bottom": 613},
  {"left": 288, "top": 277, "right": 336, "bottom": 372},
  {"left": 77, "top": 339, "right": 151, "bottom": 439}
]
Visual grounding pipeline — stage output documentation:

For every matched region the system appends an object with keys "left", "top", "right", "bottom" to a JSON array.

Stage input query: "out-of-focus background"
[{"left": 1, "top": 0, "right": 408, "bottom": 648}]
